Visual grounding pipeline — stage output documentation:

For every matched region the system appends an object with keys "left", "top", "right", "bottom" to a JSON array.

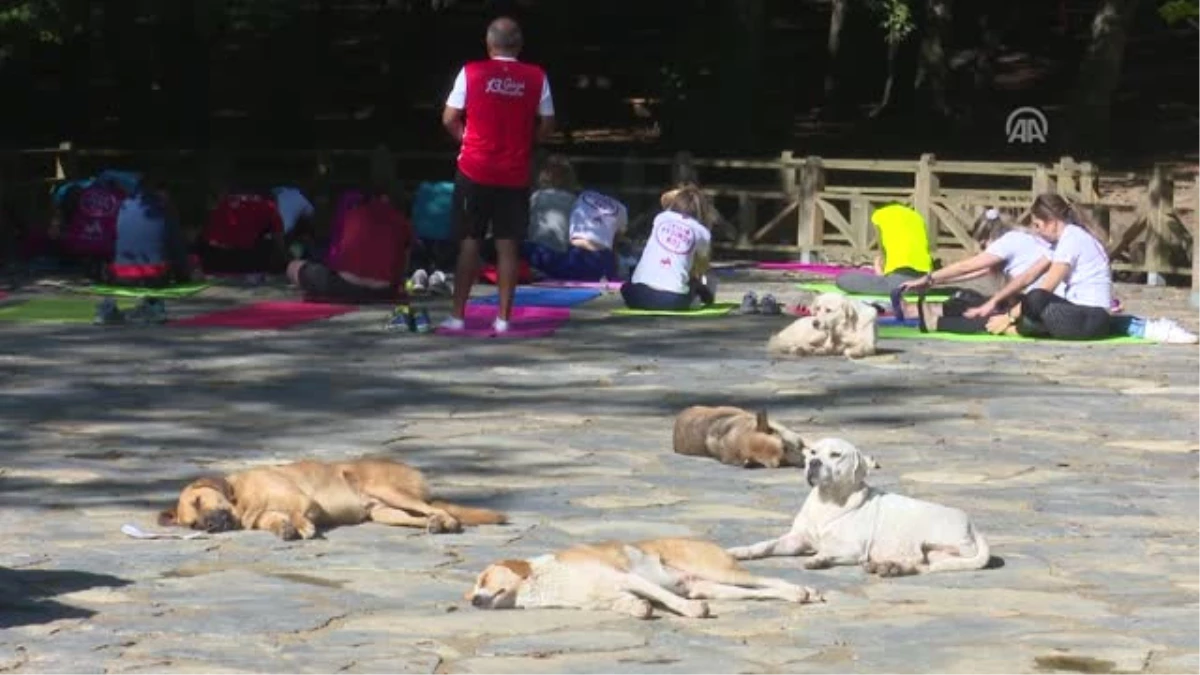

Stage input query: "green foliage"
[
  {"left": 865, "top": 0, "right": 916, "bottom": 45},
  {"left": 1158, "top": 0, "right": 1199, "bottom": 26}
]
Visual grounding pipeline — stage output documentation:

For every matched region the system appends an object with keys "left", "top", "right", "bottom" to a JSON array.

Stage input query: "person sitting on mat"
[
  {"left": 984, "top": 194, "right": 1196, "bottom": 344},
  {"left": 620, "top": 184, "right": 717, "bottom": 311},
  {"left": 288, "top": 179, "right": 413, "bottom": 305},
  {"left": 523, "top": 189, "right": 626, "bottom": 282},
  {"left": 272, "top": 185, "right": 316, "bottom": 259},
  {"left": 896, "top": 207, "right": 1060, "bottom": 333},
  {"left": 57, "top": 172, "right": 133, "bottom": 278},
  {"left": 196, "top": 186, "right": 289, "bottom": 275},
  {"left": 526, "top": 154, "right": 579, "bottom": 253},
  {"left": 835, "top": 203, "right": 932, "bottom": 295}
]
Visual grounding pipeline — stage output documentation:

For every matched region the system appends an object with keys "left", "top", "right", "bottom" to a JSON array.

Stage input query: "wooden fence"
[{"left": 0, "top": 144, "right": 1193, "bottom": 285}]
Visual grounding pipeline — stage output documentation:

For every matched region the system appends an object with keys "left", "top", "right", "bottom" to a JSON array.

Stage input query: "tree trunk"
[
  {"left": 1066, "top": 0, "right": 1141, "bottom": 155},
  {"left": 914, "top": 0, "right": 952, "bottom": 117},
  {"left": 822, "top": 0, "right": 848, "bottom": 110},
  {"left": 870, "top": 40, "right": 900, "bottom": 118}
]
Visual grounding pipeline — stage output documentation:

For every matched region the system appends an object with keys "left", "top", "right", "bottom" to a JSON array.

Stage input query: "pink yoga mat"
[
  {"left": 756, "top": 262, "right": 868, "bottom": 276},
  {"left": 436, "top": 304, "right": 570, "bottom": 339},
  {"left": 172, "top": 301, "right": 357, "bottom": 329},
  {"left": 531, "top": 280, "right": 623, "bottom": 291}
]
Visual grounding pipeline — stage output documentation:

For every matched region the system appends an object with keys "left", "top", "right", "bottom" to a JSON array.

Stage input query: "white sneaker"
[
  {"left": 410, "top": 269, "right": 429, "bottom": 292},
  {"left": 428, "top": 270, "right": 451, "bottom": 295},
  {"left": 439, "top": 316, "right": 465, "bottom": 331},
  {"left": 1143, "top": 318, "right": 1199, "bottom": 344},
  {"left": 492, "top": 318, "right": 510, "bottom": 334}
]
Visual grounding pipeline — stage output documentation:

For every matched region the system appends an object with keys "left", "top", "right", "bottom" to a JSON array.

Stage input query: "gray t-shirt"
[{"left": 528, "top": 188, "right": 577, "bottom": 252}]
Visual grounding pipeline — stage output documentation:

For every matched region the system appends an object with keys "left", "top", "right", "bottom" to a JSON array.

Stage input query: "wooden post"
[
  {"left": 913, "top": 153, "right": 938, "bottom": 259},
  {"left": 1191, "top": 212, "right": 1199, "bottom": 309},
  {"left": 849, "top": 193, "right": 871, "bottom": 253},
  {"left": 779, "top": 150, "right": 797, "bottom": 196},
  {"left": 1055, "top": 156, "right": 1078, "bottom": 199},
  {"left": 736, "top": 192, "right": 755, "bottom": 246},
  {"left": 1032, "top": 165, "right": 1051, "bottom": 196},
  {"left": 1079, "top": 161, "right": 1098, "bottom": 200},
  {"left": 796, "top": 156, "right": 825, "bottom": 262},
  {"left": 671, "top": 151, "right": 699, "bottom": 186},
  {"left": 621, "top": 152, "right": 645, "bottom": 225},
  {"left": 1145, "top": 163, "right": 1174, "bottom": 287}
]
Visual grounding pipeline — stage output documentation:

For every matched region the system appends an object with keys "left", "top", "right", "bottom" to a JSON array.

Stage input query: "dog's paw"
[
  {"left": 426, "top": 513, "right": 463, "bottom": 534},
  {"left": 792, "top": 586, "right": 824, "bottom": 603},
  {"left": 680, "top": 600, "right": 710, "bottom": 619},
  {"left": 294, "top": 519, "right": 317, "bottom": 540},
  {"left": 725, "top": 546, "right": 751, "bottom": 560},
  {"left": 615, "top": 596, "right": 653, "bottom": 619},
  {"left": 276, "top": 522, "right": 300, "bottom": 541},
  {"left": 803, "top": 557, "right": 832, "bottom": 570},
  {"left": 864, "top": 560, "right": 914, "bottom": 577}
]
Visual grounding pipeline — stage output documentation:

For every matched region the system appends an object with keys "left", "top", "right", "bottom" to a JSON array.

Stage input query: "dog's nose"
[
  {"left": 808, "top": 458, "right": 822, "bottom": 471},
  {"left": 470, "top": 594, "right": 489, "bottom": 608}
]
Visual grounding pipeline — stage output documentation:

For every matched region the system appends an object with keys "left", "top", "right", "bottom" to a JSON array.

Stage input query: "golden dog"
[
  {"left": 468, "top": 538, "right": 822, "bottom": 619},
  {"left": 159, "top": 457, "right": 506, "bottom": 540},
  {"left": 673, "top": 406, "right": 807, "bottom": 468}
]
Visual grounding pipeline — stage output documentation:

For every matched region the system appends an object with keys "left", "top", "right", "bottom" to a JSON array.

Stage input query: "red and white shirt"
[{"left": 446, "top": 56, "right": 554, "bottom": 188}]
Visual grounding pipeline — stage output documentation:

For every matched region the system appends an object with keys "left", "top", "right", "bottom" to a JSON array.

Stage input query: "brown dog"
[
  {"left": 468, "top": 538, "right": 822, "bottom": 619},
  {"left": 672, "top": 406, "right": 807, "bottom": 468},
  {"left": 159, "top": 457, "right": 506, "bottom": 540}
]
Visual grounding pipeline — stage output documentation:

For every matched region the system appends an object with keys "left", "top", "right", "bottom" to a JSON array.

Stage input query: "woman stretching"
[{"left": 620, "top": 185, "right": 717, "bottom": 310}]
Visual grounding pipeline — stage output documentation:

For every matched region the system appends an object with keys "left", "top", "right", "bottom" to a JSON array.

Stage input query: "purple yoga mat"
[
  {"left": 531, "top": 280, "right": 624, "bottom": 290},
  {"left": 435, "top": 304, "right": 570, "bottom": 339},
  {"left": 755, "top": 262, "right": 869, "bottom": 276}
]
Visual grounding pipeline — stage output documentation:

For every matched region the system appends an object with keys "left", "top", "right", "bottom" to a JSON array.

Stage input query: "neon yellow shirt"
[{"left": 871, "top": 204, "right": 932, "bottom": 274}]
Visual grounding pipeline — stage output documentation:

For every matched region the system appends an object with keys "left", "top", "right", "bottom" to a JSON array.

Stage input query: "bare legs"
[{"left": 451, "top": 238, "right": 482, "bottom": 321}]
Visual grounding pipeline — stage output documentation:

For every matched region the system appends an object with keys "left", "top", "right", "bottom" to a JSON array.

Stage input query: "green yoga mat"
[
  {"left": 796, "top": 282, "right": 953, "bottom": 303},
  {"left": 84, "top": 282, "right": 210, "bottom": 298},
  {"left": 612, "top": 302, "right": 738, "bottom": 318},
  {"left": 0, "top": 297, "right": 136, "bottom": 323},
  {"left": 877, "top": 325, "right": 1153, "bottom": 344}
]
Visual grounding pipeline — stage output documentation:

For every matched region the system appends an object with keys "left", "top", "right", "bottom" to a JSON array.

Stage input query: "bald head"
[{"left": 486, "top": 17, "right": 523, "bottom": 56}]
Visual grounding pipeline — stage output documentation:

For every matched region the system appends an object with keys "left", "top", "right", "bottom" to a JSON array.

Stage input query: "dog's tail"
[
  {"left": 431, "top": 500, "right": 508, "bottom": 526},
  {"left": 925, "top": 523, "right": 991, "bottom": 573}
]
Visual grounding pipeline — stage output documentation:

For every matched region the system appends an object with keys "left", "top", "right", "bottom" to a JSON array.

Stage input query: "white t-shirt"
[
  {"left": 273, "top": 187, "right": 315, "bottom": 235},
  {"left": 984, "top": 230, "right": 1064, "bottom": 294},
  {"left": 568, "top": 191, "right": 627, "bottom": 251},
  {"left": 446, "top": 57, "right": 555, "bottom": 116},
  {"left": 527, "top": 188, "right": 576, "bottom": 252},
  {"left": 631, "top": 211, "right": 712, "bottom": 294},
  {"left": 1050, "top": 224, "right": 1112, "bottom": 308}
]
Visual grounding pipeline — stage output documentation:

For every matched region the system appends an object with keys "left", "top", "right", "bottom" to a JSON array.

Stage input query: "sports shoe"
[
  {"left": 93, "top": 298, "right": 124, "bottom": 325},
  {"left": 1143, "top": 318, "right": 1199, "bottom": 344},
  {"left": 410, "top": 269, "right": 429, "bottom": 293},
  {"left": 439, "top": 316, "right": 466, "bottom": 331},
  {"left": 738, "top": 291, "right": 759, "bottom": 315},
  {"left": 428, "top": 270, "right": 451, "bottom": 295},
  {"left": 126, "top": 298, "right": 168, "bottom": 324},
  {"left": 492, "top": 317, "right": 510, "bottom": 334},
  {"left": 413, "top": 308, "right": 432, "bottom": 334},
  {"left": 759, "top": 294, "right": 782, "bottom": 315},
  {"left": 386, "top": 305, "right": 415, "bottom": 332}
]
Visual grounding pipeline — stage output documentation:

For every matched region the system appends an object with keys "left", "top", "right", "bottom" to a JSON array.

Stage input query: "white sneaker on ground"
[
  {"left": 1143, "top": 318, "right": 1199, "bottom": 344},
  {"left": 492, "top": 318, "right": 510, "bottom": 334},
  {"left": 410, "top": 269, "right": 429, "bottom": 292},
  {"left": 439, "top": 316, "right": 465, "bottom": 331},
  {"left": 428, "top": 270, "right": 451, "bottom": 295}
]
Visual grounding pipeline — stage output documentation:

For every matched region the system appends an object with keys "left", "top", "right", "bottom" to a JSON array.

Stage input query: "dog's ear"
[
  {"left": 192, "top": 476, "right": 235, "bottom": 503},
  {"left": 755, "top": 410, "right": 771, "bottom": 433},
  {"left": 158, "top": 508, "right": 178, "bottom": 526}
]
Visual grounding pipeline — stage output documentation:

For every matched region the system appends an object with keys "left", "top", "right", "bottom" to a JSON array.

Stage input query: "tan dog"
[
  {"left": 768, "top": 293, "right": 877, "bottom": 358},
  {"left": 673, "top": 406, "right": 806, "bottom": 468},
  {"left": 728, "top": 439, "right": 990, "bottom": 576},
  {"left": 468, "top": 538, "right": 822, "bottom": 619},
  {"left": 159, "top": 457, "right": 506, "bottom": 540}
]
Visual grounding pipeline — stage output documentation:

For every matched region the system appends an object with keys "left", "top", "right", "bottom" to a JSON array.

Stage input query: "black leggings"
[
  {"left": 1016, "top": 289, "right": 1111, "bottom": 341},
  {"left": 621, "top": 276, "right": 717, "bottom": 311}
]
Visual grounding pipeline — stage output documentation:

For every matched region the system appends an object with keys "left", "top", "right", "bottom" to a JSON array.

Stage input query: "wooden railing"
[{"left": 0, "top": 145, "right": 1193, "bottom": 284}]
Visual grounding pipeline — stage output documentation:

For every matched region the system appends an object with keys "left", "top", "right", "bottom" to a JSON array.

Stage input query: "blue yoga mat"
[
  {"left": 877, "top": 316, "right": 921, "bottom": 327},
  {"left": 471, "top": 287, "right": 602, "bottom": 308}
]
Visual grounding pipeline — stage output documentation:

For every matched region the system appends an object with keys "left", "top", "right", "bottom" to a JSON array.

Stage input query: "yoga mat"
[
  {"left": 436, "top": 305, "right": 569, "bottom": 339},
  {"left": 532, "top": 280, "right": 624, "bottom": 291},
  {"left": 796, "top": 282, "right": 953, "bottom": 303},
  {"left": 171, "top": 301, "right": 356, "bottom": 329},
  {"left": 611, "top": 302, "right": 738, "bottom": 318},
  {"left": 0, "top": 296, "right": 136, "bottom": 323},
  {"left": 85, "top": 282, "right": 211, "bottom": 298},
  {"left": 757, "top": 262, "right": 859, "bottom": 276},
  {"left": 877, "top": 316, "right": 922, "bottom": 328},
  {"left": 471, "top": 287, "right": 602, "bottom": 308},
  {"left": 303, "top": 295, "right": 400, "bottom": 306},
  {"left": 877, "top": 325, "right": 1154, "bottom": 344}
]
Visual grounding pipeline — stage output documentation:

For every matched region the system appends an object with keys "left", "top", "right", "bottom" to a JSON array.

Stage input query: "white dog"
[
  {"left": 467, "top": 538, "right": 822, "bottom": 619},
  {"left": 767, "top": 293, "right": 877, "bottom": 358},
  {"left": 728, "top": 439, "right": 991, "bottom": 576}
]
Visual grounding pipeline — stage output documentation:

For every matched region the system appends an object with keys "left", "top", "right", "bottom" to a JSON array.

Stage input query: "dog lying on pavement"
[
  {"left": 468, "top": 537, "right": 823, "bottom": 619},
  {"left": 727, "top": 439, "right": 991, "bottom": 576},
  {"left": 767, "top": 293, "right": 877, "bottom": 359},
  {"left": 159, "top": 457, "right": 506, "bottom": 540},
  {"left": 673, "top": 406, "right": 807, "bottom": 468}
]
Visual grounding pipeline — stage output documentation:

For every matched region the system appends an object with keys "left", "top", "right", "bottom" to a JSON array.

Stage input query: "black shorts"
[
  {"left": 297, "top": 262, "right": 398, "bottom": 303},
  {"left": 451, "top": 171, "right": 529, "bottom": 242}
]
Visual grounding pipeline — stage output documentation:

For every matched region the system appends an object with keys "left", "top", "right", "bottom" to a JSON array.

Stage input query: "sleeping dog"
[
  {"left": 728, "top": 438, "right": 990, "bottom": 576},
  {"left": 768, "top": 293, "right": 877, "bottom": 359},
  {"left": 673, "top": 406, "right": 807, "bottom": 468}
]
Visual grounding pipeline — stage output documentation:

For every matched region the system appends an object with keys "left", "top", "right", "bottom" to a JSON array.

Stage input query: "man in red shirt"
[{"left": 441, "top": 16, "right": 556, "bottom": 334}]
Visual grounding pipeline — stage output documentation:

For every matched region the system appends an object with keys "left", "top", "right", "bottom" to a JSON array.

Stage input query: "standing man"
[{"left": 440, "top": 16, "right": 556, "bottom": 333}]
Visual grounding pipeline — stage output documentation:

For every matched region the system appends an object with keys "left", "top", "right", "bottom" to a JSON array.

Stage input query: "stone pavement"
[{"left": 0, "top": 271, "right": 1197, "bottom": 674}]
